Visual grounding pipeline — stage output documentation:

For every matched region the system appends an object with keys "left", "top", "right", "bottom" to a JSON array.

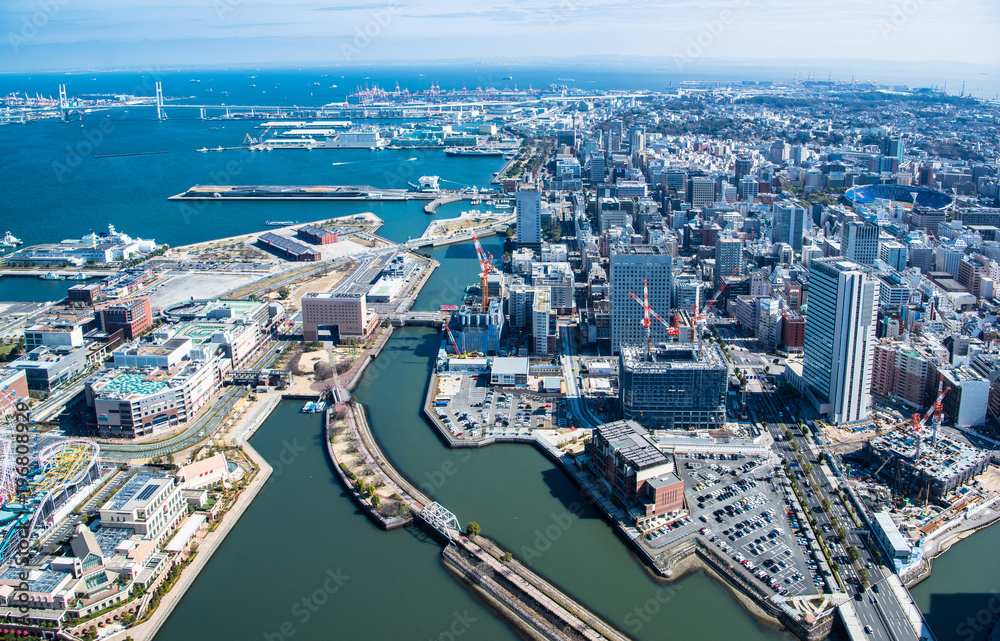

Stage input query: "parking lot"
[
  {"left": 433, "top": 374, "right": 566, "bottom": 440},
  {"left": 677, "top": 452, "right": 831, "bottom": 598}
]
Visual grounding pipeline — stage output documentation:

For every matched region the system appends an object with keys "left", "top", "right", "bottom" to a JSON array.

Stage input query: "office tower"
[
  {"left": 772, "top": 202, "right": 806, "bottom": 253},
  {"left": 619, "top": 342, "right": 728, "bottom": 430},
  {"left": 768, "top": 140, "right": 790, "bottom": 164},
  {"left": 714, "top": 237, "right": 743, "bottom": 291},
  {"left": 688, "top": 177, "right": 716, "bottom": 208},
  {"left": 841, "top": 219, "right": 880, "bottom": 265},
  {"left": 738, "top": 176, "right": 759, "bottom": 200},
  {"left": 790, "top": 145, "right": 804, "bottom": 165},
  {"left": 802, "top": 259, "right": 880, "bottom": 424},
  {"left": 880, "top": 136, "right": 905, "bottom": 164},
  {"left": 734, "top": 157, "right": 754, "bottom": 183},
  {"left": 880, "top": 240, "right": 909, "bottom": 272},
  {"left": 516, "top": 189, "right": 542, "bottom": 249},
  {"left": 610, "top": 245, "right": 672, "bottom": 355},
  {"left": 663, "top": 169, "right": 687, "bottom": 197}
]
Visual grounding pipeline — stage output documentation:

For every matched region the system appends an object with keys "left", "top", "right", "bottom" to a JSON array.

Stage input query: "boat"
[
  {"left": 493, "top": 202, "right": 511, "bottom": 209},
  {"left": 440, "top": 305, "right": 458, "bottom": 311},
  {"left": 313, "top": 401, "right": 326, "bottom": 413},
  {"left": 214, "top": 145, "right": 224, "bottom": 151},
  {"left": 1, "top": 231, "right": 23, "bottom": 246},
  {"left": 196, "top": 147, "right": 208, "bottom": 152},
  {"left": 301, "top": 401, "right": 316, "bottom": 413},
  {"left": 444, "top": 147, "right": 504, "bottom": 157},
  {"left": 190, "top": 79, "right": 200, "bottom": 83},
  {"left": 69, "top": 272, "right": 87, "bottom": 280},
  {"left": 265, "top": 220, "right": 295, "bottom": 226},
  {"left": 41, "top": 271, "right": 63, "bottom": 280}
]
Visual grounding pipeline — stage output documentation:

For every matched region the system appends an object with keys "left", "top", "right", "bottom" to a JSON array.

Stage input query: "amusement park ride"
[{"left": 0, "top": 384, "right": 101, "bottom": 563}]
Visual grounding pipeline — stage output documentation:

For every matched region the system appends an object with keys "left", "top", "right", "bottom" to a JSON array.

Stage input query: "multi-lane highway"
[{"left": 721, "top": 325, "right": 924, "bottom": 641}]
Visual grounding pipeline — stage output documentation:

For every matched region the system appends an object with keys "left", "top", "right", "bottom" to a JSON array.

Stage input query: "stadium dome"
[{"left": 843, "top": 185, "right": 952, "bottom": 210}]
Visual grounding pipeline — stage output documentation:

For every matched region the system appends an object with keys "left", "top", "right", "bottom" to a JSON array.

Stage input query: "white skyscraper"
[
  {"left": 516, "top": 190, "right": 542, "bottom": 249},
  {"left": 610, "top": 245, "right": 672, "bottom": 355},
  {"left": 772, "top": 202, "right": 806, "bottom": 253},
  {"left": 841, "top": 219, "right": 880, "bottom": 265},
  {"left": 802, "top": 259, "right": 880, "bottom": 425}
]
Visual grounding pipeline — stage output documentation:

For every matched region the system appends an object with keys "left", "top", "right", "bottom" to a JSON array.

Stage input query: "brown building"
[
  {"left": 257, "top": 232, "right": 322, "bottom": 262},
  {"left": 96, "top": 297, "right": 152, "bottom": 340},
  {"left": 67, "top": 283, "right": 103, "bottom": 305},
  {"left": 957, "top": 255, "right": 991, "bottom": 299},
  {"left": 301, "top": 289, "right": 375, "bottom": 342},
  {"left": 783, "top": 280, "right": 803, "bottom": 312},
  {"left": 781, "top": 311, "right": 806, "bottom": 351},
  {"left": 297, "top": 225, "right": 339, "bottom": 245},
  {"left": 0, "top": 368, "right": 29, "bottom": 411},
  {"left": 872, "top": 340, "right": 930, "bottom": 408},
  {"left": 586, "top": 420, "right": 684, "bottom": 523}
]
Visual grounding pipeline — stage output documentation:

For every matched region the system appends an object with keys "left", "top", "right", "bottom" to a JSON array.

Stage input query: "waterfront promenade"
[{"left": 105, "top": 429, "right": 274, "bottom": 641}]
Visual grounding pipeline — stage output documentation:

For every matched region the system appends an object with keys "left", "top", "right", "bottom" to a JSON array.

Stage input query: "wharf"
[{"left": 169, "top": 184, "right": 439, "bottom": 201}]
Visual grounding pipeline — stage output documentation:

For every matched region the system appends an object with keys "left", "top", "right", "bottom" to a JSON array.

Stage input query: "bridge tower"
[
  {"left": 155, "top": 81, "right": 166, "bottom": 120},
  {"left": 58, "top": 84, "right": 68, "bottom": 122}
]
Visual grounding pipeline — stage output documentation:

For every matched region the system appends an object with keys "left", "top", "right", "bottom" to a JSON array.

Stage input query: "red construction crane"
[
  {"left": 467, "top": 221, "right": 497, "bottom": 313},
  {"left": 905, "top": 377, "right": 952, "bottom": 458},
  {"left": 443, "top": 323, "right": 461, "bottom": 356},
  {"left": 702, "top": 266, "right": 741, "bottom": 316},
  {"left": 628, "top": 279, "right": 674, "bottom": 360}
]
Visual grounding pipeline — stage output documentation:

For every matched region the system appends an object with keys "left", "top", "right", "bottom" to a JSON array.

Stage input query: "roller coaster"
[{"left": 0, "top": 391, "right": 101, "bottom": 564}]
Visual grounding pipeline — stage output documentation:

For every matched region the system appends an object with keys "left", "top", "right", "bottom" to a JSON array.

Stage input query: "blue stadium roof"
[{"left": 844, "top": 185, "right": 952, "bottom": 210}]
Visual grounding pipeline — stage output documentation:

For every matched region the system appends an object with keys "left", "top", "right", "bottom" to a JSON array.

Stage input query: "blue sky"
[{"left": 2, "top": 0, "right": 997, "bottom": 71}]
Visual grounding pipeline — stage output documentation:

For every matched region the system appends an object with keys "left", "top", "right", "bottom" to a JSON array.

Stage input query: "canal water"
[
  {"left": 3, "top": 101, "right": 989, "bottom": 641},
  {"left": 156, "top": 242, "right": 792, "bottom": 641}
]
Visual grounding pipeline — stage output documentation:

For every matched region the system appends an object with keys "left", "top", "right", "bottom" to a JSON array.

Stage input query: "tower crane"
[
  {"left": 628, "top": 279, "right": 674, "bottom": 361},
  {"left": 467, "top": 221, "right": 497, "bottom": 313}
]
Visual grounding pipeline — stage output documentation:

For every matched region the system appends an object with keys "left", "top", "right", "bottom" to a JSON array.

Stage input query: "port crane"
[{"left": 628, "top": 279, "right": 675, "bottom": 361}]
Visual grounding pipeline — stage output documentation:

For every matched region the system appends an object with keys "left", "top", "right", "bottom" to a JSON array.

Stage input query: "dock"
[{"left": 169, "top": 184, "right": 441, "bottom": 201}]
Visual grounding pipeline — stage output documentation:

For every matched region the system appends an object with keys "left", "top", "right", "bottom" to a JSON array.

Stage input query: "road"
[{"left": 721, "top": 326, "right": 923, "bottom": 641}]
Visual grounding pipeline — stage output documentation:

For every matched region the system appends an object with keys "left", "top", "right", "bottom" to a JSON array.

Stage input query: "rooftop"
[
  {"left": 100, "top": 373, "right": 169, "bottom": 397},
  {"left": 595, "top": 420, "right": 671, "bottom": 470}
]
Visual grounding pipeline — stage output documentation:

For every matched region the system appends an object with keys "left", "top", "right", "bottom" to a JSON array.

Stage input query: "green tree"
[
  {"left": 858, "top": 567, "right": 870, "bottom": 585},
  {"left": 802, "top": 463, "right": 812, "bottom": 476},
  {"left": 353, "top": 478, "right": 365, "bottom": 493},
  {"left": 371, "top": 493, "right": 381, "bottom": 508},
  {"left": 466, "top": 521, "right": 481, "bottom": 538},
  {"left": 836, "top": 527, "right": 847, "bottom": 542},
  {"left": 847, "top": 546, "right": 860, "bottom": 562},
  {"left": 789, "top": 441, "right": 798, "bottom": 452},
  {"left": 822, "top": 498, "right": 832, "bottom": 512}
]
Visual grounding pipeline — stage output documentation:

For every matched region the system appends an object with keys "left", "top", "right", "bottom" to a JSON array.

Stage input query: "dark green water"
[
  {"left": 156, "top": 243, "right": 790, "bottom": 641},
  {"left": 910, "top": 522, "right": 1000, "bottom": 641}
]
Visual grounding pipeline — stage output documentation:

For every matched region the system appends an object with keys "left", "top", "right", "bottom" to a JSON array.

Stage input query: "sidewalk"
[{"left": 104, "top": 419, "right": 275, "bottom": 640}]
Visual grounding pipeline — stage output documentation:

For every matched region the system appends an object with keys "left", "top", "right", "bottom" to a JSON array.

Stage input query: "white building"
[
  {"left": 610, "top": 245, "right": 672, "bottom": 355},
  {"left": 802, "top": 259, "right": 880, "bottom": 424},
  {"left": 516, "top": 189, "right": 542, "bottom": 248},
  {"left": 99, "top": 473, "right": 185, "bottom": 544}
]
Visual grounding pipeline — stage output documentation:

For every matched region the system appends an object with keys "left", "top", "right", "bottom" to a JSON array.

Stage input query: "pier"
[{"left": 168, "top": 184, "right": 431, "bottom": 201}]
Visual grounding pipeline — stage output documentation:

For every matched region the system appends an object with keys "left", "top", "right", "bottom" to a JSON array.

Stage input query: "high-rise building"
[
  {"left": 516, "top": 189, "right": 542, "bottom": 249},
  {"left": 734, "top": 157, "right": 754, "bottom": 183},
  {"left": 610, "top": 245, "right": 672, "bottom": 355},
  {"left": 688, "top": 177, "right": 716, "bottom": 208},
  {"left": 880, "top": 240, "right": 909, "bottom": 272},
  {"left": 772, "top": 202, "right": 806, "bottom": 253},
  {"left": 802, "top": 259, "right": 880, "bottom": 424},
  {"left": 841, "top": 219, "right": 880, "bottom": 265},
  {"left": 619, "top": 342, "right": 728, "bottom": 430},
  {"left": 880, "top": 136, "right": 905, "bottom": 164},
  {"left": 714, "top": 237, "right": 744, "bottom": 291},
  {"left": 96, "top": 297, "right": 152, "bottom": 340},
  {"left": 738, "top": 176, "right": 759, "bottom": 200},
  {"left": 768, "top": 140, "right": 790, "bottom": 164}
]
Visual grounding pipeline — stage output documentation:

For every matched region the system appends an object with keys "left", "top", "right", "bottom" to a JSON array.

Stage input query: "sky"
[{"left": 1, "top": 0, "right": 998, "bottom": 71}]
